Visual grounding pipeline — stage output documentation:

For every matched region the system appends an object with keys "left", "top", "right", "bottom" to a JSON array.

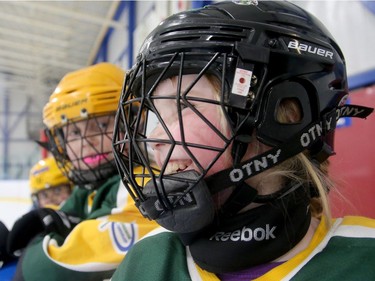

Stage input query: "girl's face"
[
  {"left": 63, "top": 115, "right": 115, "bottom": 170},
  {"left": 148, "top": 75, "right": 231, "bottom": 177},
  {"left": 37, "top": 184, "right": 71, "bottom": 208}
]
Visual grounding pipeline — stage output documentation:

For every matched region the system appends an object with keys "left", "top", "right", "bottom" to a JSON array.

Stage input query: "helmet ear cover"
[{"left": 256, "top": 78, "right": 318, "bottom": 147}]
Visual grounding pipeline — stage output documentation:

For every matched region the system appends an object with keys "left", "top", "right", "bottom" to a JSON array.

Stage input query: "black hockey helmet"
[{"left": 113, "top": 1, "right": 373, "bottom": 232}]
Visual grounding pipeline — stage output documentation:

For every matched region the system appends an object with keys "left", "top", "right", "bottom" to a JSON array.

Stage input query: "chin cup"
[{"left": 139, "top": 170, "right": 215, "bottom": 233}]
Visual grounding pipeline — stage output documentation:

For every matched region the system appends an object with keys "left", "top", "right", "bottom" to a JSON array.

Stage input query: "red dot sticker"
[{"left": 231, "top": 68, "right": 253, "bottom": 97}]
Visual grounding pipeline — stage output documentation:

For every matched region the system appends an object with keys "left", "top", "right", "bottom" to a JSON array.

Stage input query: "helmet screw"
[
  {"left": 61, "top": 115, "right": 67, "bottom": 124},
  {"left": 268, "top": 39, "right": 278, "bottom": 48},
  {"left": 136, "top": 53, "right": 144, "bottom": 62},
  {"left": 251, "top": 75, "right": 258, "bottom": 87},
  {"left": 247, "top": 91, "right": 255, "bottom": 102},
  {"left": 80, "top": 108, "right": 88, "bottom": 118}
]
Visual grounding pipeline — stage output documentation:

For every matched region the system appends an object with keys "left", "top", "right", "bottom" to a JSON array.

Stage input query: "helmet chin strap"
[
  {"left": 205, "top": 104, "right": 373, "bottom": 218},
  {"left": 218, "top": 113, "right": 308, "bottom": 218},
  {"left": 206, "top": 104, "right": 373, "bottom": 197},
  {"left": 221, "top": 113, "right": 258, "bottom": 218},
  {"left": 218, "top": 180, "right": 307, "bottom": 218}
]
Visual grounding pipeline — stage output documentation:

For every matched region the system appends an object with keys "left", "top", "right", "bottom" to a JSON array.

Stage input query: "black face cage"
[
  {"left": 112, "top": 51, "right": 247, "bottom": 212},
  {"left": 113, "top": 46, "right": 341, "bottom": 214},
  {"left": 112, "top": 45, "right": 339, "bottom": 218},
  {"left": 45, "top": 115, "right": 117, "bottom": 188}
]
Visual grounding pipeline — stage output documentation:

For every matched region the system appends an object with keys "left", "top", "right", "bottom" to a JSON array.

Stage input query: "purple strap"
[{"left": 217, "top": 261, "right": 284, "bottom": 281}]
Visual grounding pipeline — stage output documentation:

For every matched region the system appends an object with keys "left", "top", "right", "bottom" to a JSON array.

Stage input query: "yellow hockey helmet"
[
  {"left": 43, "top": 62, "right": 125, "bottom": 129},
  {"left": 29, "top": 156, "right": 71, "bottom": 195},
  {"left": 43, "top": 63, "right": 125, "bottom": 188}
]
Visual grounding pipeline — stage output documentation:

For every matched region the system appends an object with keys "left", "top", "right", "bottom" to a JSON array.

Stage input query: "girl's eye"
[
  {"left": 66, "top": 128, "right": 81, "bottom": 140},
  {"left": 98, "top": 122, "right": 109, "bottom": 131},
  {"left": 53, "top": 190, "right": 61, "bottom": 196},
  {"left": 38, "top": 191, "right": 48, "bottom": 200}
]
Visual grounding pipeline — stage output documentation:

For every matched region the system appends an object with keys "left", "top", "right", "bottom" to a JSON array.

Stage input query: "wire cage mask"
[{"left": 47, "top": 114, "right": 117, "bottom": 188}]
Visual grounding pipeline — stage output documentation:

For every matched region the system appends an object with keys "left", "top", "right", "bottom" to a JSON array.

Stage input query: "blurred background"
[{"left": 0, "top": 0, "right": 374, "bottom": 228}]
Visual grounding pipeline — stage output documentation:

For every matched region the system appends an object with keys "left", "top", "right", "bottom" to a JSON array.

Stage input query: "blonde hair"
[
  {"left": 275, "top": 98, "right": 333, "bottom": 226},
  {"left": 270, "top": 154, "right": 333, "bottom": 225}
]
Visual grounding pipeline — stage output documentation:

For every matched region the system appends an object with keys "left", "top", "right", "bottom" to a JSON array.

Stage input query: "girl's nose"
[
  {"left": 148, "top": 124, "right": 166, "bottom": 151},
  {"left": 82, "top": 134, "right": 99, "bottom": 148}
]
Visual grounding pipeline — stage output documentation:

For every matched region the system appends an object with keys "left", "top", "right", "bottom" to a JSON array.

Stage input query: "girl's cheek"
[
  {"left": 185, "top": 123, "right": 229, "bottom": 173},
  {"left": 66, "top": 146, "right": 76, "bottom": 160},
  {"left": 148, "top": 123, "right": 165, "bottom": 140},
  {"left": 102, "top": 137, "right": 114, "bottom": 153},
  {"left": 67, "top": 139, "right": 83, "bottom": 154}
]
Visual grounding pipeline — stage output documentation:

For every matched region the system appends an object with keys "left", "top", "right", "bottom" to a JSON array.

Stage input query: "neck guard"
[{"left": 186, "top": 184, "right": 311, "bottom": 273}]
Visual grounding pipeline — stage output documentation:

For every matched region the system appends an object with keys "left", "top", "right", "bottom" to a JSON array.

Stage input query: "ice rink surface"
[{"left": 0, "top": 180, "right": 32, "bottom": 230}]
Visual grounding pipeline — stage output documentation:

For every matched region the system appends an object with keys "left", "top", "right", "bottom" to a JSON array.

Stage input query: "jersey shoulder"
[{"left": 112, "top": 232, "right": 191, "bottom": 281}]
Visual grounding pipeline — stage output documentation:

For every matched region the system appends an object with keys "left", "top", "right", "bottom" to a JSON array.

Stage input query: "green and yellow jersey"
[
  {"left": 112, "top": 216, "right": 375, "bottom": 281},
  {"left": 14, "top": 174, "right": 160, "bottom": 281}
]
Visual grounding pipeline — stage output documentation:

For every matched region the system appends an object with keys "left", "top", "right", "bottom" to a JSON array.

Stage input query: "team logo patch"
[{"left": 99, "top": 221, "right": 138, "bottom": 253}]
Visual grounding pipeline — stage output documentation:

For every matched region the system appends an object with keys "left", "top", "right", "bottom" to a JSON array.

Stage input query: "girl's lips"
[
  {"left": 164, "top": 160, "right": 192, "bottom": 174},
  {"left": 83, "top": 154, "right": 108, "bottom": 165}
]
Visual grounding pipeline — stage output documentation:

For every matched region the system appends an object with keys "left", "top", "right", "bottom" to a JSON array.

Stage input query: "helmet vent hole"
[
  {"left": 160, "top": 26, "right": 210, "bottom": 36},
  {"left": 159, "top": 26, "right": 246, "bottom": 44},
  {"left": 161, "top": 36, "right": 200, "bottom": 43},
  {"left": 209, "top": 36, "right": 243, "bottom": 42},
  {"left": 219, "top": 27, "right": 245, "bottom": 33},
  {"left": 276, "top": 98, "right": 303, "bottom": 124},
  {"left": 329, "top": 79, "right": 344, "bottom": 90}
]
